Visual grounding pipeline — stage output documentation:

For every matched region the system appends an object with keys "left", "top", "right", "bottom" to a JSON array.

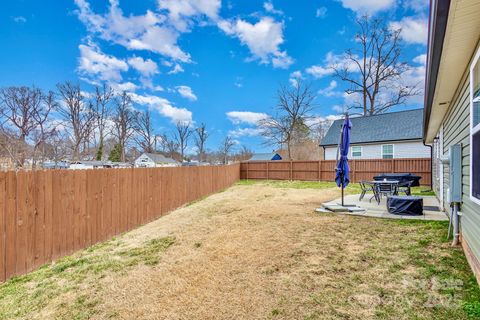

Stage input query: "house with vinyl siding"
[
  {"left": 320, "top": 109, "right": 431, "bottom": 160},
  {"left": 424, "top": 0, "right": 480, "bottom": 282}
]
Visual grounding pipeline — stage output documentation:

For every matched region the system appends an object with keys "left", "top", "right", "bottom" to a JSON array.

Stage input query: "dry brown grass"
[{"left": 1, "top": 183, "right": 478, "bottom": 320}]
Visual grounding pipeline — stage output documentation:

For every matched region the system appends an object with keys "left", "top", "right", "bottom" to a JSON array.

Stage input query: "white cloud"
[
  {"left": 127, "top": 56, "right": 159, "bottom": 77},
  {"left": 74, "top": 0, "right": 191, "bottom": 62},
  {"left": 111, "top": 82, "right": 139, "bottom": 92},
  {"left": 403, "top": 0, "right": 429, "bottom": 12},
  {"left": 318, "top": 80, "right": 341, "bottom": 97},
  {"left": 390, "top": 17, "right": 428, "bottom": 44},
  {"left": 316, "top": 7, "right": 327, "bottom": 18},
  {"left": 337, "top": 0, "right": 396, "bottom": 14},
  {"left": 13, "top": 16, "right": 27, "bottom": 23},
  {"left": 226, "top": 111, "right": 269, "bottom": 125},
  {"left": 305, "top": 65, "right": 333, "bottom": 79},
  {"left": 219, "top": 17, "right": 293, "bottom": 69},
  {"left": 263, "top": 1, "right": 283, "bottom": 15},
  {"left": 78, "top": 43, "right": 128, "bottom": 82},
  {"left": 168, "top": 63, "right": 185, "bottom": 74},
  {"left": 229, "top": 127, "right": 263, "bottom": 137},
  {"left": 176, "top": 85, "right": 198, "bottom": 101},
  {"left": 332, "top": 105, "right": 345, "bottom": 113},
  {"left": 130, "top": 92, "right": 192, "bottom": 123},
  {"left": 289, "top": 70, "right": 303, "bottom": 87},
  {"left": 413, "top": 54, "right": 426, "bottom": 65},
  {"left": 158, "top": 0, "right": 221, "bottom": 31},
  {"left": 306, "top": 52, "right": 359, "bottom": 79}
]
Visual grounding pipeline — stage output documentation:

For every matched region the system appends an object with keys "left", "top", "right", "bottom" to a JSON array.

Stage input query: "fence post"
[
  {"left": 290, "top": 161, "right": 293, "bottom": 181},
  {"left": 392, "top": 159, "right": 396, "bottom": 173},
  {"left": 266, "top": 161, "right": 269, "bottom": 180},
  {"left": 246, "top": 162, "right": 249, "bottom": 180},
  {"left": 318, "top": 160, "right": 321, "bottom": 181},
  {"left": 351, "top": 160, "right": 356, "bottom": 183}
]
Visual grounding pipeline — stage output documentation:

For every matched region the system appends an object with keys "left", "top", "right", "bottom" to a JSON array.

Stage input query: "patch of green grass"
[
  {"left": 118, "top": 237, "right": 175, "bottom": 266},
  {"left": 237, "top": 179, "right": 433, "bottom": 196},
  {"left": 385, "top": 220, "right": 480, "bottom": 319},
  {"left": 0, "top": 236, "right": 175, "bottom": 320}
]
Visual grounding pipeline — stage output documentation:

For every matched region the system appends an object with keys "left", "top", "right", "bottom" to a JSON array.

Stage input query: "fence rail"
[
  {"left": 0, "top": 164, "right": 240, "bottom": 282},
  {"left": 240, "top": 158, "right": 431, "bottom": 186}
]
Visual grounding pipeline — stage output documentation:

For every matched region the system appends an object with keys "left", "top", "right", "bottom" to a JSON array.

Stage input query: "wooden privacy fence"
[
  {"left": 0, "top": 164, "right": 240, "bottom": 282},
  {"left": 240, "top": 158, "right": 431, "bottom": 186}
]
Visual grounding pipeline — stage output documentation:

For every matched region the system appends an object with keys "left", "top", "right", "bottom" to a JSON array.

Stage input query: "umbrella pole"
[{"left": 341, "top": 173, "right": 344, "bottom": 206}]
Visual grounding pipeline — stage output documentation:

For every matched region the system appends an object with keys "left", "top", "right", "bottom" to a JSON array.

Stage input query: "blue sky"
[{"left": 0, "top": 0, "right": 429, "bottom": 153}]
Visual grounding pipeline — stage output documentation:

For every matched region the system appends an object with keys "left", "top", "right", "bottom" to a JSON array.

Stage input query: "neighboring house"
[
  {"left": 69, "top": 161, "right": 110, "bottom": 170},
  {"left": 248, "top": 153, "right": 282, "bottom": 161},
  {"left": 42, "top": 161, "right": 70, "bottom": 169},
  {"left": 424, "top": 0, "right": 480, "bottom": 282},
  {"left": 134, "top": 153, "right": 179, "bottom": 167},
  {"left": 320, "top": 109, "right": 431, "bottom": 160}
]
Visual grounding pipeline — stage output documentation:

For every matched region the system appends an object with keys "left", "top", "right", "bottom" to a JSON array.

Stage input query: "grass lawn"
[
  {"left": 0, "top": 182, "right": 478, "bottom": 319},
  {"left": 236, "top": 179, "right": 435, "bottom": 196}
]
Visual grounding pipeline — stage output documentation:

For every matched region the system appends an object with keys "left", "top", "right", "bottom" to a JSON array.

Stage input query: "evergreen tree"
[{"left": 108, "top": 144, "right": 122, "bottom": 162}]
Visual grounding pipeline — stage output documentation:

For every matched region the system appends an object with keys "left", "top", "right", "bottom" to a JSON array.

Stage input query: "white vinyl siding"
[
  {"left": 323, "top": 140, "right": 430, "bottom": 160},
  {"left": 436, "top": 47, "right": 480, "bottom": 274}
]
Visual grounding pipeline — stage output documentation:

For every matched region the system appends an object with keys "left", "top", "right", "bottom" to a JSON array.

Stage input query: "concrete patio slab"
[{"left": 319, "top": 194, "right": 448, "bottom": 221}]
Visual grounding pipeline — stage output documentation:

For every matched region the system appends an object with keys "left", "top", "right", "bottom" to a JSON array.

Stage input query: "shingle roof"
[
  {"left": 320, "top": 109, "right": 424, "bottom": 146},
  {"left": 249, "top": 153, "right": 282, "bottom": 161},
  {"left": 143, "top": 153, "right": 178, "bottom": 163}
]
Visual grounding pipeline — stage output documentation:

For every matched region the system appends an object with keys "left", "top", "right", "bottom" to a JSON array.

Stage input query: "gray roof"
[
  {"left": 143, "top": 153, "right": 178, "bottom": 163},
  {"left": 249, "top": 153, "right": 281, "bottom": 161},
  {"left": 320, "top": 109, "right": 424, "bottom": 146}
]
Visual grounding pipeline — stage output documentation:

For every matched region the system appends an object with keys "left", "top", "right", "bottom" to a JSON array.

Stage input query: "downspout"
[
  {"left": 423, "top": 141, "right": 434, "bottom": 191},
  {"left": 451, "top": 202, "right": 460, "bottom": 246}
]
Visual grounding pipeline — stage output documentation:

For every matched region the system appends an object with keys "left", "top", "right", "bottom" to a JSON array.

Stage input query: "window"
[
  {"left": 351, "top": 146, "right": 362, "bottom": 158},
  {"left": 382, "top": 144, "right": 394, "bottom": 159},
  {"left": 470, "top": 46, "right": 480, "bottom": 204}
]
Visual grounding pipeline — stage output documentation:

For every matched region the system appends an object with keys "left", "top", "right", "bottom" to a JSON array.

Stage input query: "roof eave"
[{"left": 423, "top": 0, "right": 451, "bottom": 143}]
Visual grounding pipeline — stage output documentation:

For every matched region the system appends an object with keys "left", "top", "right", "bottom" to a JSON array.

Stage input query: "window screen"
[
  {"left": 382, "top": 145, "right": 393, "bottom": 159},
  {"left": 352, "top": 146, "right": 362, "bottom": 157}
]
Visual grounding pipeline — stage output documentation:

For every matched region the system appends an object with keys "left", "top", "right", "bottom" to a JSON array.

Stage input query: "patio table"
[{"left": 369, "top": 180, "right": 399, "bottom": 203}]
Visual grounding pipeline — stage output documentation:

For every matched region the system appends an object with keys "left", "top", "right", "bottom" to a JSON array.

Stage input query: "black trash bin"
[{"left": 387, "top": 196, "right": 423, "bottom": 215}]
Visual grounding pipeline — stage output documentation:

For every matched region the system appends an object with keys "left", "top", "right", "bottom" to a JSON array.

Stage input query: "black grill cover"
[
  {"left": 387, "top": 196, "right": 423, "bottom": 215},
  {"left": 374, "top": 173, "right": 421, "bottom": 187}
]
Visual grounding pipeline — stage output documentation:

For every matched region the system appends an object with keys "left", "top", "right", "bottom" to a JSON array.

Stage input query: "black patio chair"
[
  {"left": 397, "top": 180, "right": 413, "bottom": 196},
  {"left": 359, "top": 180, "right": 377, "bottom": 202},
  {"left": 376, "top": 182, "right": 398, "bottom": 201}
]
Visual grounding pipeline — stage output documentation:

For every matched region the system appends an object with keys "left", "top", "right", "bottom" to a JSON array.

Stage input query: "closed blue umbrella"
[{"left": 335, "top": 114, "right": 352, "bottom": 206}]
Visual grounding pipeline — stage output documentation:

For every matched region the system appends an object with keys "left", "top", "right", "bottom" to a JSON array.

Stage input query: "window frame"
[
  {"left": 381, "top": 144, "right": 394, "bottom": 159},
  {"left": 470, "top": 45, "right": 480, "bottom": 205},
  {"left": 351, "top": 146, "right": 362, "bottom": 158}
]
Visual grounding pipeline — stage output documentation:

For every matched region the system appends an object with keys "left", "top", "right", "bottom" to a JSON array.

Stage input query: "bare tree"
[
  {"left": 332, "top": 15, "right": 420, "bottom": 116},
  {"left": 111, "top": 91, "right": 135, "bottom": 162},
  {"left": 258, "top": 81, "right": 316, "bottom": 160},
  {"left": 219, "top": 136, "right": 235, "bottom": 164},
  {"left": 158, "top": 133, "right": 179, "bottom": 159},
  {"left": 134, "top": 109, "right": 155, "bottom": 153},
  {"left": 93, "top": 84, "right": 114, "bottom": 160},
  {"left": 57, "top": 82, "right": 95, "bottom": 160},
  {"left": 234, "top": 145, "right": 253, "bottom": 162},
  {"left": 173, "top": 122, "right": 192, "bottom": 161},
  {"left": 31, "top": 91, "right": 58, "bottom": 167},
  {"left": 0, "top": 86, "right": 60, "bottom": 168},
  {"left": 194, "top": 123, "right": 209, "bottom": 162}
]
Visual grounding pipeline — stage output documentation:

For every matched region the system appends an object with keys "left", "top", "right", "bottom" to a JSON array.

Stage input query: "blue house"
[{"left": 249, "top": 153, "right": 282, "bottom": 161}]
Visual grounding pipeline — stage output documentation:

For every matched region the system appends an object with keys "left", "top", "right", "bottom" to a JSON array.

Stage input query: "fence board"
[
  {"left": 241, "top": 158, "right": 431, "bottom": 186},
  {"left": 0, "top": 173, "right": 5, "bottom": 282},
  {"left": 0, "top": 163, "right": 240, "bottom": 282}
]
